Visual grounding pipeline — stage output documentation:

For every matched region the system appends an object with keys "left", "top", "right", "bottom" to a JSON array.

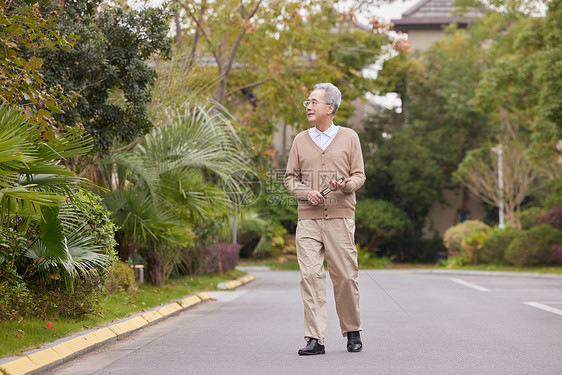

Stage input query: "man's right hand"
[{"left": 306, "top": 190, "right": 324, "bottom": 206}]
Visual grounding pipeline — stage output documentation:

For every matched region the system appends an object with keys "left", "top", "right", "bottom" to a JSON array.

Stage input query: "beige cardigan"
[{"left": 284, "top": 126, "right": 366, "bottom": 220}]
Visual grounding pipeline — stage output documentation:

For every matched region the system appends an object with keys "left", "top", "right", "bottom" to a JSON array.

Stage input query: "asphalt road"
[{"left": 47, "top": 269, "right": 562, "bottom": 375}]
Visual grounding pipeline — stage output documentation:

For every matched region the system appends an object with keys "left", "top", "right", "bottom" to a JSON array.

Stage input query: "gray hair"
[{"left": 314, "top": 83, "right": 341, "bottom": 116}]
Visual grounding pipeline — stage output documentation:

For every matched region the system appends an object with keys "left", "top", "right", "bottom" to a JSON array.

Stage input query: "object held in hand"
[{"left": 320, "top": 176, "right": 346, "bottom": 196}]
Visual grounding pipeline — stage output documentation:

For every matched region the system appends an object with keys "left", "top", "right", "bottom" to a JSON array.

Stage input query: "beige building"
[{"left": 392, "top": 0, "right": 484, "bottom": 51}]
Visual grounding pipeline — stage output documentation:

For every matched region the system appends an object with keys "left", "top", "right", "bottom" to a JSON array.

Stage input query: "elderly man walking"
[{"left": 284, "top": 83, "right": 366, "bottom": 355}]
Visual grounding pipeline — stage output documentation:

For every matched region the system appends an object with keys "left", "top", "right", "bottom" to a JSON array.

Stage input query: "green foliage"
[
  {"left": 481, "top": 227, "right": 518, "bottom": 264},
  {"left": 0, "top": 0, "right": 77, "bottom": 128},
  {"left": 357, "top": 246, "right": 393, "bottom": 269},
  {"left": 518, "top": 207, "right": 544, "bottom": 230},
  {"left": 31, "top": 0, "right": 172, "bottom": 153},
  {"left": 460, "top": 226, "right": 493, "bottom": 264},
  {"left": 156, "top": 1, "right": 392, "bottom": 176},
  {"left": 505, "top": 225, "right": 562, "bottom": 266},
  {"left": 360, "top": 130, "right": 445, "bottom": 233},
  {"left": 0, "top": 103, "right": 91, "bottom": 225},
  {"left": 355, "top": 199, "right": 411, "bottom": 250},
  {"left": 538, "top": 205, "right": 562, "bottom": 232},
  {"left": 104, "top": 261, "right": 136, "bottom": 293},
  {"left": 381, "top": 237, "right": 447, "bottom": 263},
  {"left": 440, "top": 254, "right": 469, "bottom": 268},
  {"left": 104, "top": 102, "right": 248, "bottom": 285},
  {"left": 443, "top": 220, "right": 490, "bottom": 255}
]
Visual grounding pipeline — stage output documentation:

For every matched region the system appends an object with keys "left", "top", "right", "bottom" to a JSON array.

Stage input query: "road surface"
[{"left": 47, "top": 269, "right": 562, "bottom": 374}]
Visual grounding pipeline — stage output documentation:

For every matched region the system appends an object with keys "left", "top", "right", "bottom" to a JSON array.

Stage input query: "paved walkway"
[{"left": 47, "top": 269, "right": 562, "bottom": 374}]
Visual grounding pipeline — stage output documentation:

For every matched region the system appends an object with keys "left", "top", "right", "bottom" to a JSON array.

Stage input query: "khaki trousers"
[{"left": 296, "top": 218, "right": 361, "bottom": 345}]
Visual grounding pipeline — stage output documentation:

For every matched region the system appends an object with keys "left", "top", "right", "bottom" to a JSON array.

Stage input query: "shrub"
[
  {"left": 381, "top": 237, "right": 447, "bottom": 263},
  {"left": 460, "top": 227, "right": 492, "bottom": 264},
  {"left": 200, "top": 243, "right": 242, "bottom": 274},
  {"left": 104, "top": 261, "right": 136, "bottom": 293},
  {"left": 0, "top": 282, "right": 33, "bottom": 320},
  {"left": 538, "top": 205, "right": 562, "bottom": 231},
  {"left": 505, "top": 225, "right": 562, "bottom": 266},
  {"left": 481, "top": 228, "right": 518, "bottom": 264},
  {"left": 355, "top": 199, "right": 411, "bottom": 250},
  {"left": 518, "top": 207, "right": 545, "bottom": 230},
  {"left": 0, "top": 188, "right": 119, "bottom": 318},
  {"left": 443, "top": 220, "right": 490, "bottom": 255},
  {"left": 357, "top": 246, "right": 393, "bottom": 268}
]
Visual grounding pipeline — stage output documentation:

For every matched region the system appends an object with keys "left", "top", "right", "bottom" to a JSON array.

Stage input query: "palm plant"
[
  {"left": 0, "top": 103, "right": 90, "bottom": 226},
  {"left": 0, "top": 103, "right": 112, "bottom": 290},
  {"left": 105, "top": 102, "right": 249, "bottom": 285}
]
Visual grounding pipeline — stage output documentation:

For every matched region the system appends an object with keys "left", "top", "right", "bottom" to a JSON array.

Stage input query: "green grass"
[
  {"left": 0, "top": 269, "right": 245, "bottom": 358},
  {"left": 436, "top": 263, "right": 562, "bottom": 274}
]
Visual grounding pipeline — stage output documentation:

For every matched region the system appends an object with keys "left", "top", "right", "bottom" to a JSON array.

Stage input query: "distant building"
[{"left": 392, "top": 0, "right": 484, "bottom": 51}]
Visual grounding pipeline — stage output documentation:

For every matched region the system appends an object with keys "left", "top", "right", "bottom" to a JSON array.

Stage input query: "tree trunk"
[
  {"left": 174, "top": 11, "right": 182, "bottom": 49},
  {"left": 146, "top": 250, "right": 163, "bottom": 286}
]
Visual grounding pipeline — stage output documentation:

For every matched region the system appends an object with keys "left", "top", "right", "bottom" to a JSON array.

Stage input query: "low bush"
[
  {"left": 0, "top": 188, "right": 119, "bottom": 319},
  {"left": 355, "top": 199, "right": 411, "bottom": 250},
  {"left": 443, "top": 220, "right": 490, "bottom": 255},
  {"left": 357, "top": 246, "right": 393, "bottom": 268},
  {"left": 200, "top": 243, "right": 242, "bottom": 274},
  {"left": 460, "top": 227, "right": 492, "bottom": 264},
  {"left": 104, "top": 261, "right": 136, "bottom": 293},
  {"left": 538, "top": 205, "right": 562, "bottom": 231},
  {"left": 481, "top": 228, "right": 518, "bottom": 264},
  {"left": 518, "top": 207, "right": 545, "bottom": 230},
  {"left": 505, "top": 225, "right": 562, "bottom": 266},
  {"left": 381, "top": 237, "right": 447, "bottom": 263}
]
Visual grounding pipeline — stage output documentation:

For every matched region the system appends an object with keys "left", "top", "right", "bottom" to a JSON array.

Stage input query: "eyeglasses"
[{"left": 303, "top": 100, "right": 332, "bottom": 108}]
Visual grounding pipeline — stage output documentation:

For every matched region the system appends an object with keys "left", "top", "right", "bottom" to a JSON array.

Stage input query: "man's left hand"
[{"left": 329, "top": 178, "right": 352, "bottom": 191}]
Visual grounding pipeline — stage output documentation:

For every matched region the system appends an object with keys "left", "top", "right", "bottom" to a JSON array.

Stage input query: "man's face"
[{"left": 306, "top": 89, "right": 333, "bottom": 125}]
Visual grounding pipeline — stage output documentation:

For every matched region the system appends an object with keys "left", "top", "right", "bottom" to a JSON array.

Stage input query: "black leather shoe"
[
  {"left": 298, "top": 338, "right": 325, "bottom": 355},
  {"left": 347, "top": 331, "right": 362, "bottom": 352}
]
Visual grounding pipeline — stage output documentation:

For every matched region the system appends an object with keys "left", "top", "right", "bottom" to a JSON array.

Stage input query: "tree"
[
  {"left": 0, "top": 0, "right": 77, "bottom": 128},
  {"left": 154, "top": 1, "right": 393, "bottom": 174},
  {"left": 26, "top": 0, "right": 172, "bottom": 155},
  {"left": 455, "top": 143, "right": 541, "bottom": 228}
]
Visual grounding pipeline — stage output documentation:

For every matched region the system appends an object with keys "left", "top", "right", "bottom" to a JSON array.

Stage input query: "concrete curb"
[
  {"left": 217, "top": 274, "right": 256, "bottom": 290},
  {"left": 0, "top": 274, "right": 256, "bottom": 375},
  {"left": 416, "top": 269, "right": 562, "bottom": 279}
]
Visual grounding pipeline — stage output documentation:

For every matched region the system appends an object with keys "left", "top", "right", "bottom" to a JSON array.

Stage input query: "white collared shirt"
[{"left": 308, "top": 123, "right": 339, "bottom": 150}]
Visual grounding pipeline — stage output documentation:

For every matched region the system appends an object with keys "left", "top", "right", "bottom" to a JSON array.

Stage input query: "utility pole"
[{"left": 493, "top": 144, "right": 505, "bottom": 229}]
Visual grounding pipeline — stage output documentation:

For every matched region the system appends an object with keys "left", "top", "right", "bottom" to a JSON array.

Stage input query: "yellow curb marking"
[
  {"left": 196, "top": 292, "right": 211, "bottom": 301},
  {"left": 225, "top": 280, "right": 242, "bottom": 289},
  {"left": 51, "top": 342, "right": 75, "bottom": 358},
  {"left": 157, "top": 302, "right": 182, "bottom": 317},
  {"left": 0, "top": 356, "right": 36, "bottom": 375},
  {"left": 112, "top": 316, "right": 147, "bottom": 335},
  {"left": 179, "top": 295, "right": 201, "bottom": 308},
  {"left": 141, "top": 309, "right": 165, "bottom": 323},
  {"left": 27, "top": 348, "right": 63, "bottom": 367},
  {"left": 92, "top": 327, "right": 117, "bottom": 342},
  {"left": 107, "top": 323, "right": 126, "bottom": 336},
  {"left": 64, "top": 333, "right": 101, "bottom": 354}
]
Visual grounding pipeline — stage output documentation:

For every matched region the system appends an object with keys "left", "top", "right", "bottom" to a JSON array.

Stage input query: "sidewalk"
[{"left": 0, "top": 274, "right": 255, "bottom": 375}]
